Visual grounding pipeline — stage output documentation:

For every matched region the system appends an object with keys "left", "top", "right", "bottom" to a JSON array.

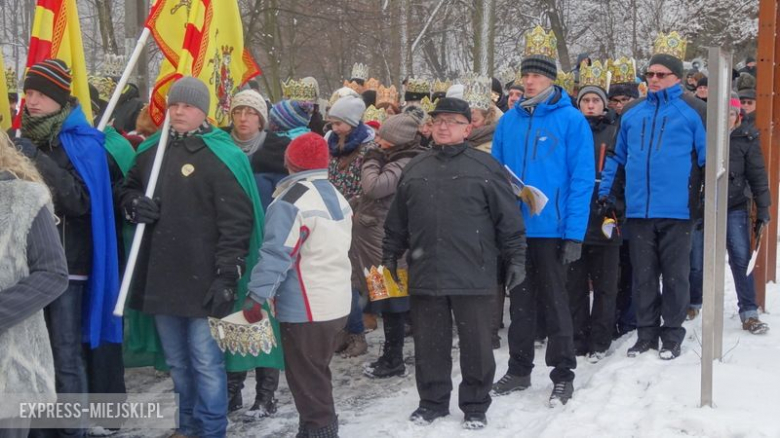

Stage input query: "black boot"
[
  {"left": 246, "top": 367, "right": 280, "bottom": 418},
  {"left": 226, "top": 371, "right": 246, "bottom": 412}
]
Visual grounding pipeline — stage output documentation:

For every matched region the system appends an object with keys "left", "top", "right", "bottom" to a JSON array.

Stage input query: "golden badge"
[{"left": 181, "top": 164, "right": 195, "bottom": 177}]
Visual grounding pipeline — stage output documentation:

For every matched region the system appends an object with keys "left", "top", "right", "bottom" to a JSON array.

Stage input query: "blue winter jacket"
[
  {"left": 492, "top": 86, "right": 595, "bottom": 241},
  {"left": 599, "top": 84, "right": 706, "bottom": 220}
]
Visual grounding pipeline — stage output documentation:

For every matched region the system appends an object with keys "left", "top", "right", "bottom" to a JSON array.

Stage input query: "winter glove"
[
  {"left": 559, "top": 240, "right": 583, "bottom": 265},
  {"left": 504, "top": 264, "right": 526, "bottom": 292},
  {"left": 595, "top": 195, "right": 615, "bottom": 218},
  {"left": 363, "top": 148, "right": 386, "bottom": 164},
  {"left": 124, "top": 196, "right": 160, "bottom": 224},
  {"left": 382, "top": 257, "right": 400, "bottom": 284},
  {"left": 242, "top": 297, "right": 264, "bottom": 323},
  {"left": 13, "top": 137, "right": 39, "bottom": 160},
  {"left": 203, "top": 264, "right": 242, "bottom": 318},
  {"left": 755, "top": 209, "right": 770, "bottom": 240}
]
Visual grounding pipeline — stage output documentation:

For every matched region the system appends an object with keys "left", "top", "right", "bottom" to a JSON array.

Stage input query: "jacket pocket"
[
  {"left": 532, "top": 130, "right": 541, "bottom": 159},
  {"left": 640, "top": 119, "right": 647, "bottom": 151},
  {"left": 655, "top": 117, "right": 668, "bottom": 151}
]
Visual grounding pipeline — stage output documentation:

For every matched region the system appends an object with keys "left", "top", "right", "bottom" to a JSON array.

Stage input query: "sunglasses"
[{"left": 645, "top": 71, "right": 675, "bottom": 79}]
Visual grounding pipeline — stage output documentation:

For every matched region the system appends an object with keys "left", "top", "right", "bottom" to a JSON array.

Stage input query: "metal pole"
[{"left": 112, "top": 112, "right": 171, "bottom": 316}]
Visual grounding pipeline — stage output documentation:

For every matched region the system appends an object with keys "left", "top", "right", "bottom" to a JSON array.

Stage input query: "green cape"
[{"left": 125, "top": 127, "right": 284, "bottom": 371}]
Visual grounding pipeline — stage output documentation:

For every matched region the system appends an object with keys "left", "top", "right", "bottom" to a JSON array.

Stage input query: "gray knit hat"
[
  {"left": 577, "top": 85, "right": 608, "bottom": 108},
  {"left": 378, "top": 114, "right": 419, "bottom": 146},
  {"left": 230, "top": 89, "right": 268, "bottom": 126},
  {"left": 168, "top": 76, "right": 210, "bottom": 116},
  {"left": 328, "top": 95, "right": 366, "bottom": 127},
  {"left": 521, "top": 55, "right": 558, "bottom": 80}
]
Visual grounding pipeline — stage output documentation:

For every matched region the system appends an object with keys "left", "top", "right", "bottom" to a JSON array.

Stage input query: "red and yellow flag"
[
  {"left": 146, "top": 0, "right": 261, "bottom": 126},
  {"left": 15, "top": 0, "right": 93, "bottom": 127}
]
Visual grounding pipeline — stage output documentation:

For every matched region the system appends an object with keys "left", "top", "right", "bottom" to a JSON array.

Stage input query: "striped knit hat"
[
  {"left": 24, "top": 58, "right": 72, "bottom": 107},
  {"left": 269, "top": 99, "right": 313, "bottom": 132},
  {"left": 521, "top": 55, "right": 558, "bottom": 81}
]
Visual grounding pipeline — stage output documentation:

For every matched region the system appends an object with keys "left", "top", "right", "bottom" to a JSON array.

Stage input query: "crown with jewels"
[
  {"left": 363, "top": 105, "right": 388, "bottom": 123},
  {"left": 498, "top": 66, "right": 516, "bottom": 86},
  {"left": 405, "top": 77, "right": 431, "bottom": 95},
  {"left": 463, "top": 75, "right": 493, "bottom": 111},
  {"left": 608, "top": 57, "right": 637, "bottom": 85},
  {"left": 524, "top": 26, "right": 557, "bottom": 59},
  {"left": 376, "top": 85, "right": 399, "bottom": 107},
  {"left": 555, "top": 71, "right": 575, "bottom": 95},
  {"left": 419, "top": 96, "right": 437, "bottom": 114},
  {"left": 432, "top": 79, "right": 451, "bottom": 94},
  {"left": 5, "top": 67, "right": 17, "bottom": 93},
  {"left": 101, "top": 54, "right": 126, "bottom": 78},
  {"left": 350, "top": 62, "right": 369, "bottom": 81},
  {"left": 579, "top": 60, "right": 611, "bottom": 91},
  {"left": 282, "top": 78, "right": 318, "bottom": 102},
  {"left": 88, "top": 75, "right": 117, "bottom": 101},
  {"left": 365, "top": 78, "right": 381, "bottom": 91},
  {"left": 653, "top": 31, "right": 687, "bottom": 60}
]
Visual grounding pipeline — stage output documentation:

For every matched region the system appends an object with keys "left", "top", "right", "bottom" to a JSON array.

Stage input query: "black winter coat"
[
  {"left": 728, "top": 124, "right": 770, "bottom": 214},
  {"left": 383, "top": 142, "right": 526, "bottom": 296},
  {"left": 584, "top": 111, "right": 625, "bottom": 246},
  {"left": 119, "top": 130, "right": 254, "bottom": 318}
]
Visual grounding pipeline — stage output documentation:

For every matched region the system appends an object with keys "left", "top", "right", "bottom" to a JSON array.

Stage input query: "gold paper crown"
[
  {"left": 608, "top": 57, "right": 637, "bottom": 85},
  {"left": 498, "top": 66, "right": 516, "bottom": 87},
  {"left": 365, "top": 78, "right": 381, "bottom": 91},
  {"left": 88, "top": 75, "right": 117, "bottom": 101},
  {"left": 376, "top": 85, "right": 399, "bottom": 107},
  {"left": 653, "top": 31, "right": 687, "bottom": 60},
  {"left": 343, "top": 80, "right": 362, "bottom": 94},
  {"left": 350, "top": 62, "right": 369, "bottom": 81},
  {"left": 463, "top": 76, "right": 493, "bottom": 111},
  {"left": 432, "top": 79, "right": 451, "bottom": 94},
  {"left": 282, "top": 78, "right": 318, "bottom": 102},
  {"left": 555, "top": 71, "right": 575, "bottom": 95},
  {"left": 419, "top": 96, "right": 437, "bottom": 114},
  {"left": 5, "top": 67, "right": 17, "bottom": 93},
  {"left": 405, "top": 77, "right": 431, "bottom": 95},
  {"left": 524, "top": 26, "right": 557, "bottom": 59},
  {"left": 101, "top": 54, "right": 125, "bottom": 77},
  {"left": 363, "top": 105, "right": 388, "bottom": 123},
  {"left": 579, "top": 60, "right": 611, "bottom": 91}
]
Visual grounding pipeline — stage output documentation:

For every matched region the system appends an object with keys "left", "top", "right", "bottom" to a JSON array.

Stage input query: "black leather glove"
[
  {"left": 124, "top": 196, "right": 160, "bottom": 224},
  {"left": 203, "top": 276, "right": 237, "bottom": 318},
  {"left": 755, "top": 209, "right": 770, "bottom": 239},
  {"left": 595, "top": 195, "right": 615, "bottom": 218},
  {"left": 364, "top": 147, "right": 386, "bottom": 164},
  {"left": 504, "top": 264, "right": 526, "bottom": 292},
  {"left": 559, "top": 240, "right": 583, "bottom": 265},
  {"left": 382, "top": 258, "right": 400, "bottom": 283},
  {"left": 13, "top": 137, "right": 39, "bottom": 160}
]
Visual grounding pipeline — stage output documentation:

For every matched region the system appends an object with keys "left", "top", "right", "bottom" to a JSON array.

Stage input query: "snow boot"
[
  {"left": 491, "top": 373, "right": 531, "bottom": 396},
  {"left": 366, "top": 357, "right": 405, "bottom": 378},
  {"left": 226, "top": 371, "right": 246, "bottom": 412},
  {"left": 627, "top": 338, "right": 658, "bottom": 357},
  {"left": 409, "top": 406, "right": 449, "bottom": 425},
  {"left": 742, "top": 317, "right": 769, "bottom": 334},
  {"left": 549, "top": 381, "right": 574, "bottom": 407},
  {"left": 333, "top": 329, "right": 349, "bottom": 353},
  {"left": 462, "top": 412, "right": 487, "bottom": 430},
  {"left": 659, "top": 342, "right": 681, "bottom": 360},
  {"left": 342, "top": 333, "right": 368, "bottom": 357}
]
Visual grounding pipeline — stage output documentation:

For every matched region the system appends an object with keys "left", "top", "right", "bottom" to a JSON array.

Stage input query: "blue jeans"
[
  {"left": 30, "top": 281, "right": 89, "bottom": 438},
  {"left": 155, "top": 316, "right": 227, "bottom": 438},
  {"left": 345, "top": 289, "right": 364, "bottom": 334},
  {"left": 726, "top": 209, "right": 760, "bottom": 321},
  {"left": 689, "top": 219, "right": 704, "bottom": 309}
]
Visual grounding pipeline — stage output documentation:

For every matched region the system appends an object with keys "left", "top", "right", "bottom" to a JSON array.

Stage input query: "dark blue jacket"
[
  {"left": 599, "top": 84, "right": 706, "bottom": 220},
  {"left": 492, "top": 86, "right": 595, "bottom": 241}
]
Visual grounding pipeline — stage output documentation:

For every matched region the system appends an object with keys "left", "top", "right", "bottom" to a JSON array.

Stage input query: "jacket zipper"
[
  {"left": 555, "top": 188, "right": 561, "bottom": 221},
  {"left": 645, "top": 103, "right": 661, "bottom": 217},
  {"left": 639, "top": 119, "right": 647, "bottom": 151},
  {"left": 521, "top": 112, "right": 535, "bottom": 180},
  {"left": 655, "top": 117, "right": 668, "bottom": 151}
]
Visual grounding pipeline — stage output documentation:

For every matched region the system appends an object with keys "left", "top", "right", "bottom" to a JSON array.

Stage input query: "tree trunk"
[
  {"left": 545, "top": 0, "right": 571, "bottom": 71},
  {"left": 95, "top": 0, "right": 119, "bottom": 54}
]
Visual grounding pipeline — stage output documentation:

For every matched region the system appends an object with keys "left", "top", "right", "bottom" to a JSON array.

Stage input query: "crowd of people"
[{"left": 0, "top": 25, "right": 771, "bottom": 438}]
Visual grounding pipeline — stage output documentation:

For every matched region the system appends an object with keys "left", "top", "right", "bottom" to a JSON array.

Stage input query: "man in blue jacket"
[
  {"left": 491, "top": 39, "right": 595, "bottom": 406},
  {"left": 598, "top": 47, "right": 706, "bottom": 360}
]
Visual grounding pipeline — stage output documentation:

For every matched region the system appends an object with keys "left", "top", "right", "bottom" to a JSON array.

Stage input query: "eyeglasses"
[
  {"left": 609, "top": 97, "right": 631, "bottom": 106},
  {"left": 432, "top": 118, "right": 469, "bottom": 127},
  {"left": 231, "top": 108, "right": 260, "bottom": 118},
  {"left": 645, "top": 71, "right": 674, "bottom": 80}
]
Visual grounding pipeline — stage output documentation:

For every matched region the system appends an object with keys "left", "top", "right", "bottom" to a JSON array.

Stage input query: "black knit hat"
[
  {"left": 521, "top": 55, "right": 557, "bottom": 80},
  {"left": 24, "top": 58, "right": 72, "bottom": 107},
  {"left": 648, "top": 54, "right": 684, "bottom": 79},
  {"left": 696, "top": 76, "right": 708, "bottom": 88},
  {"left": 608, "top": 83, "right": 639, "bottom": 99}
]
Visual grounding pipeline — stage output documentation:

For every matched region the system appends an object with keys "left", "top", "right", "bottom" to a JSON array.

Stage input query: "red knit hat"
[{"left": 285, "top": 132, "right": 329, "bottom": 171}]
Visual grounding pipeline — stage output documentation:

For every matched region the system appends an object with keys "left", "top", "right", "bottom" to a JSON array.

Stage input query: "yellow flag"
[{"left": 0, "top": 53, "right": 11, "bottom": 131}]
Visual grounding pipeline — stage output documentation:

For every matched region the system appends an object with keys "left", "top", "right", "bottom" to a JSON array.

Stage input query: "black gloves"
[
  {"left": 756, "top": 209, "right": 770, "bottom": 239},
  {"left": 382, "top": 257, "right": 400, "bottom": 283},
  {"left": 560, "top": 240, "right": 583, "bottom": 265},
  {"left": 504, "top": 264, "right": 526, "bottom": 292},
  {"left": 203, "top": 264, "right": 243, "bottom": 318},
  {"left": 124, "top": 196, "right": 160, "bottom": 224},
  {"left": 13, "top": 137, "right": 38, "bottom": 160},
  {"left": 595, "top": 195, "right": 615, "bottom": 218}
]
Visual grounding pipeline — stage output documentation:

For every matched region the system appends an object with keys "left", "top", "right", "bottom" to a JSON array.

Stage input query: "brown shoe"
[
  {"left": 363, "top": 313, "right": 378, "bottom": 332},
  {"left": 343, "top": 333, "right": 368, "bottom": 357},
  {"left": 742, "top": 317, "right": 769, "bottom": 334},
  {"left": 333, "top": 329, "right": 349, "bottom": 353},
  {"left": 686, "top": 308, "right": 700, "bottom": 321}
]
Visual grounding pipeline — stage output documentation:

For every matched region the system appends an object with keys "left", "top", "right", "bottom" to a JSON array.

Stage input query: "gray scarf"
[
  {"left": 520, "top": 86, "right": 555, "bottom": 114},
  {"left": 231, "top": 130, "right": 267, "bottom": 156}
]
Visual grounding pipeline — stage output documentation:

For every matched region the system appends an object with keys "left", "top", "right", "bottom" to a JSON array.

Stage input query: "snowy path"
[{"left": 119, "top": 275, "right": 780, "bottom": 438}]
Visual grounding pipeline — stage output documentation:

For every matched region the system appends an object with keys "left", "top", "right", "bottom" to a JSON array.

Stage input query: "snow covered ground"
[{"left": 119, "top": 271, "right": 780, "bottom": 438}]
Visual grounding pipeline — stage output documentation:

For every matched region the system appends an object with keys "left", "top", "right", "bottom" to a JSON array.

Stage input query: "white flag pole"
[{"left": 113, "top": 111, "right": 171, "bottom": 316}]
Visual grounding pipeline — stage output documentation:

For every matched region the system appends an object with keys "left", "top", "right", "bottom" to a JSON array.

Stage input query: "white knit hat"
[
  {"left": 328, "top": 95, "right": 366, "bottom": 127},
  {"left": 230, "top": 90, "right": 268, "bottom": 127}
]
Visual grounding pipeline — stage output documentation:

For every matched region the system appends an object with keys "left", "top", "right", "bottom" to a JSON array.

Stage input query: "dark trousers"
[
  {"left": 615, "top": 240, "right": 636, "bottom": 334},
  {"left": 382, "top": 311, "right": 406, "bottom": 365},
  {"left": 85, "top": 342, "right": 127, "bottom": 394},
  {"left": 281, "top": 317, "right": 347, "bottom": 431},
  {"left": 491, "top": 285, "right": 506, "bottom": 341},
  {"left": 227, "top": 367, "right": 280, "bottom": 403},
  {"left": 629, "top": 219, "right": 693, "bottom": 345},
  {"left": 410, "top": 294, "right": 495, "bottom": 415},
  {"left": 566, "top": 245, "right": 620, "bottom": 354},
  {"left": 507, "top": 239, "right": 576, "bottom": 383}
]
